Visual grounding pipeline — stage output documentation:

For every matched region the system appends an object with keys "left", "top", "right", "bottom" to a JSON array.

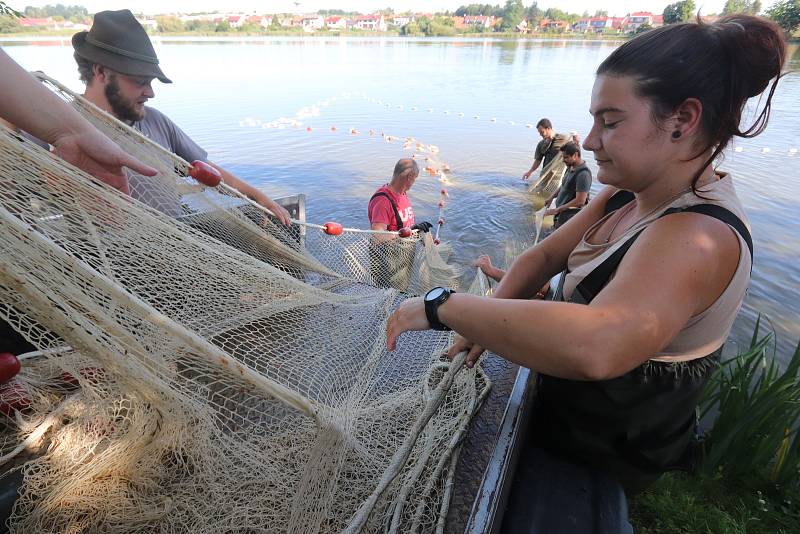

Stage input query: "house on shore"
[
  {"left": 354, "top": 14, "right": 387, "bottom": 31},
  {"left": 324, "top": 16, "right": 347, "bottom": 30},
  {"left": 301, "top": 15, "right": 324, "bottom": 32}
]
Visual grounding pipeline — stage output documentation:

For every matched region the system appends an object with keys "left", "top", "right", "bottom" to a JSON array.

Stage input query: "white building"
[
  {"left": 324, "top": 16, "right": 347, "bottom": 29},
  {"left": 302, "top": 15, "right": 324, "bottom": 32},
  {"left": 354, "top": 14, "right": 387, "bottom": 31}
]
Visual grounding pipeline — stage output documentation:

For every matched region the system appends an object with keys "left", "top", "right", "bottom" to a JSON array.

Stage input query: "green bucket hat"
[{"left": 72, "top": 9, "right": 171, "bottom": 83}]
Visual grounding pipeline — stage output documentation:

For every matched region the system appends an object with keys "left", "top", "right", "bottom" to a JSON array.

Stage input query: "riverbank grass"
[{"left": 631, "top": 317, "right": 800, "bottom": 533}]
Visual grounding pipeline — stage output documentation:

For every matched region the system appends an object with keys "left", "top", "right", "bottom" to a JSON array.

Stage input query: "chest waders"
[{"left": 533, "top": 191, "right": 753, "bottom": 493}]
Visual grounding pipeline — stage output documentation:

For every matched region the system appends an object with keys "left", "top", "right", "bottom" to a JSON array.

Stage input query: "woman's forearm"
[
  {"left": 0, "top": 50, "right": 94, "bottom": 143},
  {"left": 436, "top": 292, "right": 636, "bottom": 381}
]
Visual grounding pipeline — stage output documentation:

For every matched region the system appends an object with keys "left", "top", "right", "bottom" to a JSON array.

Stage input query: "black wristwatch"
[{"left": 424, "top": 287, "right": 455, "bottom": 331}]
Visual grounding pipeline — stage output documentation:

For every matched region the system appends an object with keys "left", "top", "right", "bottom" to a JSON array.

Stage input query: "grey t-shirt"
[
  {"left": 129, "top": 106, "right": 208, "bottom": 216},
  {"left": 555, "top": 162, "right": 592, "bottom": 208}
]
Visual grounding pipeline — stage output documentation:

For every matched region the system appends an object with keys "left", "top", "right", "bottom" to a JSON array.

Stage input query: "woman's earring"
[{"left": 672, "top": 131, "right": 682, "bottom": 139}]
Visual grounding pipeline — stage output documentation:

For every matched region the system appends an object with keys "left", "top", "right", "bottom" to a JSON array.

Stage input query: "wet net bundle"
[
  {"left": 528, "top": 155, "right": 567, "bottom": 212},
  {"left": 0, "top": 80, "right": 488, "bottom": 532}
]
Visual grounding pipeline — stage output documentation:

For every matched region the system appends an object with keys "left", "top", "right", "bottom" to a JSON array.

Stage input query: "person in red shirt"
[
  {"left": 368, "top": 158, "right": 420, "bottom": 232},
  {"left": 367, "top": 159, "right": 431, "bottom": 290}
]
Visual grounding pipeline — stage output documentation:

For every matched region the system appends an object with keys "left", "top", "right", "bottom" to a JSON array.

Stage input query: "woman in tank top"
[{"left": 386, "top": 15, "right": 787, "bottom": 493}]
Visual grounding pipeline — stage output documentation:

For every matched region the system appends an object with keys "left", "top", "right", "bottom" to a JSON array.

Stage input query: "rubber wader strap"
[
  {"left": 369, "top": 191, "right": 404, "bottom": 230},
  {"left": 570, "top": 203, "right": 753, "bottom": 304}
]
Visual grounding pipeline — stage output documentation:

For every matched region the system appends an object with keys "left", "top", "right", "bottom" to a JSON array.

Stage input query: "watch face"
[{"left": 426, "top": 287, "right": 446, "bottom": 301}]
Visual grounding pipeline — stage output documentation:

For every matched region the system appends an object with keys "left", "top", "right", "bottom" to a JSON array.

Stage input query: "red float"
[
  {"left": 189, "top": 160, "right": 222, "bottom": 187},
  {"left": 398, "top": 227, "right": 413, "bottom": 238},
  {"left": 323, "top": 222, "right": 343, "bottom": 236},
  {"left": 0, "top": 381, "right": 31, "bottom": 417},
  {"left": 0, "top": 353, "right": 21, "bottom": 384}
]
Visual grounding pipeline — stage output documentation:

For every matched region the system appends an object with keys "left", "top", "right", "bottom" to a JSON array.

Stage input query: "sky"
[{"left": 13, "top": 0, "right": 760, "bottom": 18}]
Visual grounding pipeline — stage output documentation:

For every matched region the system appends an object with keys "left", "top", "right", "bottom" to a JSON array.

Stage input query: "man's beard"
[{"left": 104, "top": 75, "right": 145, "bottom": 123}]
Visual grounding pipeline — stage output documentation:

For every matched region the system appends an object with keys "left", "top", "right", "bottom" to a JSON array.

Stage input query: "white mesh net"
[{"left": 0, "top": 75, "right": 488, "bottom": 533}]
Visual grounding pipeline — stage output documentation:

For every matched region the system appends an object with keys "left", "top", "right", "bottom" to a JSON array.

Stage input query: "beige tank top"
[{"left": 563, "top": 174, "right": 752, "bottom": 363}]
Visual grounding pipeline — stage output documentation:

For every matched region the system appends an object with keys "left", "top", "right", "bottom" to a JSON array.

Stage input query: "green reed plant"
[{"left": 700, "top": 316, "right": 800, "bottom": 486}]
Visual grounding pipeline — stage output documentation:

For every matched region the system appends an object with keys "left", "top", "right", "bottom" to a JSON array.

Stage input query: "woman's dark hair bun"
[
  {"left": 596, "top": 14, "right": 786, "bottom": 190},
  {"left": 713, "top": 15, "right": 785, "bottom": 98}
]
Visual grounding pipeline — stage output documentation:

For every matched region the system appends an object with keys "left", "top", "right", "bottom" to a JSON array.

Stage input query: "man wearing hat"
[{"left": 72, "top": 9, "right": 290, "bottom": 223}]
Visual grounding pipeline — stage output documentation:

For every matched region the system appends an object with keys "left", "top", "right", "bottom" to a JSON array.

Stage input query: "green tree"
[
  {"left": 663, "top": 0, "right": 696, "bottom": 24},
  {"left": 634, "top": 23, "right": 653, "bottom": 34},
  {"left": 238, "top": 21, "right": 262, "bottom": 33},
  {"left": 186, "top": 19, "right": 216, "bottom": 32},
  {"left": 455, "top": 4, "right": 501, "bottom": 16},
  {"left": 1, "top": 1, "right": 21, "bottom": 17},
  {"left": 0, "top": 15, "right": 21, "bottom": 32},
  {"left": 544, "top": 7, "right": 568, "bottom": 20},
  {"left": 215, "top": 20, "right": 231, "bottom": 32},
  {"left": 722, "top": 0, "right": 761, "bottom": 14},
  {"left": 400, "top": 21, "right": 419, "bottom": 34},
  {"left": 525, "top": 2, "right": 542, "bottom": 21},
  {"left": 155, "top": 16, "right": 184, "bottom": 33},
  {"left": 594, "top": 9, "right": 608, "bottom": 16},
  {"left": 24, "top": 4, "right": 87, "bottom": 19},
  {"left": 767, "top": 0, "right": 800, "bottom": 33},
  {"left": 498, "top": 0, "right": 524, "bottom": 31}
]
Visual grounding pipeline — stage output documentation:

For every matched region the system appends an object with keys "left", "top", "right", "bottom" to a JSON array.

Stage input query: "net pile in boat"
[
  {"left": 33, "top": 72, "right": 462, "bottom": 296},
  {"left": 0, "top": 114, "right": 488, "bottom": 531}
]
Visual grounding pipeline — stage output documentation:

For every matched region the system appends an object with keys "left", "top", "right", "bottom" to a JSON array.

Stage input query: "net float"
[
  {"left": 54, "top": 367, "right": 107, "bottom": 391},
  {"left": 440, "top": 188, "right": 449, "bottom": 196},
  {"left": 323, "top": 222, "right": 343, "bottom": 236},
  {"left": 0, "top": 380, "right": 31, "bottom": 417},
  {"left": 438, "top": 218, "right": 445, "bottom": 226},
  {"left": 0, "top": 352, "right": 21, "bottom": 384},
  {"left": 398, "top": 227, "right": 413, "bottom": 238},
  {"left": 433, "top": 238, "right": 441, "bottom": 245},
  {"left": 331, "top": 126, "right": 337, "bottom": 131},
  {"left": 306, "top": 126, "right": 313, "bottom": 132},
  {"left": 189, "top": 160, "right": 222, "bottom": 188},
  {"left": 438, "top": 200, "right": 445, "bottom": 208}
]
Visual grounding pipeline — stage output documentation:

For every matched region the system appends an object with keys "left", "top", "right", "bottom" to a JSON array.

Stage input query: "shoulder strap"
[
  {"left": 370, "top": 191, "right": 404, "bottom": 230},
  {"left": 603, "top": 190, "right": 635, "bottom": 216},
  {"left": 569, "top": 203, "right": 753, "bottom": 304},
  {"left": 663, "top": 204, "right": 753, "bottom": 260}
]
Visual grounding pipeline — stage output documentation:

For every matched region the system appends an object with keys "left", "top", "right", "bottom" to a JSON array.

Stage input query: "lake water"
[{"left": 4, "top": 36, "right": 800, "bottom": 363}]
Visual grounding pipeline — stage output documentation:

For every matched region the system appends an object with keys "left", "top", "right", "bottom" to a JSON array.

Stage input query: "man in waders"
[
  {"left": 521, "top": 118, "right": 572, "bottom": 181},
  {"left": 367, "top": 159, "right": 431, "bottom": 291},
  {"left": 544, "top": 142, "right": 592, "bottom": 228}
]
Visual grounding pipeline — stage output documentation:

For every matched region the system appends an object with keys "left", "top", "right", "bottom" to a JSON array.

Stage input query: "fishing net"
[
  {"left": 528, "top": 154, "right": 567, "bottom": 212},
  {"left": 31, "top": 72, "right": 462, "bottom": 296},
  {"left": 528, "top": 155, "right": 567, "bottom": 243},
  {"left": 0, "top": 77, "right": 488, "bottom": 532}
]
